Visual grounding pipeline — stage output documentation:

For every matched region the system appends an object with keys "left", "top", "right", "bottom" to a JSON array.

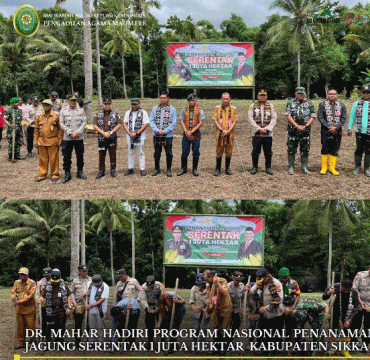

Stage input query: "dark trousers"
[
  {"left": 355, "top": 132, "right": 370, "bottom": 156},
  {"left": 41, "top": 307, "right": 47, "bottom": 337},
  {"left": 145, "top": 308, "right": 159, "bottom": 343},
  {"left": 74, "top": 313, "right": 84, "bottom": 344},
  {"left": 153, "top": 136, "right": 173, "bottom": 159},
  {"left": 45, "top": 311, "right": 66, "bottom": 342},
  {"left": 27, "top": 127, "right": 35, "bottom": 153},
  {"left": 181, "top": 132, "right": 201, "bottom": 159},
  {"left": 62, "top": 140, "right": 84, "bottom": 172},
  {"left": 258, "top": 315, "right": 284, "bottom": 352},
  {"left": 99, "top": 143, "right": 117, "bottom": 172},
  {"left": 321, "top": 129, "right": 342, "bottom": 156},
  {"left": 349, "top": 310, "right": 370, "bottom": 344},
  {"left": 252, "top": 136, "right": 272, "bottom": 167},
  {"left": 0, "top": 127, "right": 3, "bottom": 146},
  {"left": 117, "top": 310, "right": 140, "bottom": 344},
  {"left": 231, "top": 312, "right": 241, "bottom": 333},
  {"left": 283, "top": 313, "right": 296, "bottom": 338}
]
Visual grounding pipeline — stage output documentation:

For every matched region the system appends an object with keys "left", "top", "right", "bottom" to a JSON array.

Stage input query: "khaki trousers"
[
  {"left": 16, "top": 312, "right": 36, "bottom": 346},
  {"left": 38, "top": 145, "right": 59, "bottom": 179}
]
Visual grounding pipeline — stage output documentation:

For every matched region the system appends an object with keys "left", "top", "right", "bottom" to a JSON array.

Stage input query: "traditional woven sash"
[
  {"left": 45, "top": 280, "right": 68, "bottom": 317},
  {"left": 128, "top": 108, "right": 143, "bottom": 144},
  {"left": 325, "top": 100, "right": 341, "bottom": 127},
  {"left": 257, "top": 276, "right": 280, "bottom": 312},
  {"left": 155, "top": 104, "right": 171, "bottom": 129},
  {"left": 88, "top": 282, "right": 105, "bottom": 318},
  {"left": 253, "top": 101, "right": 272, "bottom": 127},
  {"left": 97, "top": 110, "right": 118, "bottom": 150},
  {"left": 356, "top": 100, "right": 370, "bottom": 134},
  {"left": 183, "top": 106, "right": 200, "bottom": 131},
  {"left": 215, "top": 105, "right": 236, "bottom": 146}
]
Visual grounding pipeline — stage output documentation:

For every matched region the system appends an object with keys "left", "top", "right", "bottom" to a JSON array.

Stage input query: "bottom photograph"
[{"left": 1, "top": 199, "right": 370, "bottom": 360}]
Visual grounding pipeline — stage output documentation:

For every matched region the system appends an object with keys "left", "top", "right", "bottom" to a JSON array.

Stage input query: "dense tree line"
[
  {"left": 1, "top": 1, "right": 370, "bottom": 103},
  {"left": 0, "top": 200, "right": 370, "bottom": 290}
]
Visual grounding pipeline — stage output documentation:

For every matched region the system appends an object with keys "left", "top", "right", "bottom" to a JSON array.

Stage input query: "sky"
[{"left": 0, "top": 0, "right": 368, "bottom": 28}]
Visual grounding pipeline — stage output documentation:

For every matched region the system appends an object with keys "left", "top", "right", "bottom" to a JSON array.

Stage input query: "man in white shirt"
[
  {"left": 123, "top": 98, "right": 150, "bottom": 176},
  {"left": 85, "top": 274, "right": 109, "bottom": 343}
]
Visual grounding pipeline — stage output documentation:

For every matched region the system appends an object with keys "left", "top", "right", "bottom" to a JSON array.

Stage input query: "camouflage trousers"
[
  {"left": 287, "top": 128, "right": 310, "bottom": 155},
  {"left": 7, "top": 128, "right": 23, "bottom": 158}
]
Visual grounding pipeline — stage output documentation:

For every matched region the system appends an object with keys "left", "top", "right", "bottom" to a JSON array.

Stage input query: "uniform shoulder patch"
[{"left": 15, "top": 279, "right": 21, "bottom": 282}]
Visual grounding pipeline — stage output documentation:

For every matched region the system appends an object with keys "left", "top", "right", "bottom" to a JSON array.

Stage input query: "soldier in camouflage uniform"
[
  {"left": 70, "top": 265, "right": 91, "bottom": 346},
  {"left": 4, "top": 97, "right": 25, "bottom": 162},
  {"left": 286, "top": 87, "right": 316, "bottom": 174},
  {"left": 139, "top": 275, "right": 164, "bottom": 345}
]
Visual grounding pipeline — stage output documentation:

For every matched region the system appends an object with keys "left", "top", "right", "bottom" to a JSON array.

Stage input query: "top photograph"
[{"left": 0, "top": 0, "right": 369, "bottom": 200}]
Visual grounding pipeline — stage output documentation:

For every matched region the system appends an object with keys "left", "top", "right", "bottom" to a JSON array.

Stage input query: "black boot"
[
  {"left": 152, "top": 157, "right": 160, "bottom": 176},
  {"left": 214, "top": 158, "right": 222, "bottom": 176},
  {"left": 193, "top": 157, "right": 199, "bottom": 176},
  {"left": 177, "top": 158, "right": 187, "bottom": 176},
  {"left": 265, "top": 155, "right": 273, "bottom": 175},
  {"left": 225, "top": 157, "right": 232, "bottom": 175},
  {"left": 166, "top": 155, "right": 173, "bottom": 177},
  {"left": 251, "top": 155, "right": 258, "bottom": 174},
  {"left": 76, "top": 170, "right": 87, "bottom": 179},
  {"left": 62, "top": 171, "right": 72, "bottom": 184}
]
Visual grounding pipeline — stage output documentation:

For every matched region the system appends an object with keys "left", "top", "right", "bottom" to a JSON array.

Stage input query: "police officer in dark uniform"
[
  {"left": 169, "top": 53, "right": 192, "bottom": 81},
  {"left": 166, "top": 225, "right": 191, "bottom": 258}
]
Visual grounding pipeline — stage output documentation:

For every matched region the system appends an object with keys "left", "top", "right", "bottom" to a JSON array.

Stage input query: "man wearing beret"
[
  {"left": 228, "top": 271, "right": 246, "bottom": 334},
  {"left": 285, "top": 87, "right": 316, "bottom": 174},
  {"left": 248, "top": 89, "right": 277, "bottom": 175},
  {"left": 59, "top": 95, "right": 87, "bottom": 183},
  {"left": 24, "top": 96, "right": 43, "bottom": 157},
  {"left": 123, "top": 98, "right": 150, "bottom": 176},
  {"left": 70, "top": 265, "right": 91, "bottom": 346},
  {"left": 34, "top": 99, "right": 63, "bottom": 182},
  {"left": 149, "top": 91, "right": 177, "bottom": 177},
  {"left": 317, "top": 88, "right": 347, "bottom": 175},
  {"left": 348, "top": 85, "right": 370, "bottom": 176},
  {"left": 4, "top": 97, "right": 25, "bottom": 162},
  {"left": 245, "top": 268, "right": 284, "bottom": 355},
  {"left": 93, "top": 98, "right": 122, "bottom": 179},
  {"left": 177, "top": 93, "right": 204, "bottom": 176},
  {"left": 11, "top": 267, "right": 36, "bottom": 349}
]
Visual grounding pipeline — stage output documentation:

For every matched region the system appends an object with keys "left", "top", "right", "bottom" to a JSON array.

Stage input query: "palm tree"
[
  {"left": 292, "top": 200, "right": 363, "bottom": 287},
  {"left": 71, "top": 200, "right": 80, "bottom": 280},
  {"left": 0, "top": 201, "right": 70, "bottom": 266},
  {"left": 104, "top": 25, "right": 137, "bottom": 98},
  {"left": 88, "top": 200, "right": 130, "bottom": 285},
  {"left": 344, "top": 24, "right": 370, "bottom": 63},
  {"left": 93, "top": 0, "right": 103, "bottom": 106},
  {"left": 130, "top": 0, "right": 161, "bottom": 98},
  {"left": 267, "top": 0, "right": 321, "bottom": 87},
  {"left": 54, "top": 0, "right": 67, "bottom": 7},
  {"left": 83, "top": 0, "right": 93, "bottom": 124}
]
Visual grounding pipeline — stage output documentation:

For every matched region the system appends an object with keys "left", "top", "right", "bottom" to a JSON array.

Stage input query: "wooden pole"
[
  {"left": 243, "top": 275, "right": 251, "bottom": 328},
  {"left": 125, "top": 289, "right": 132, "bottom": 329},
  {"left": 169, "top": 278, "right": 179, "bottom": 331}
]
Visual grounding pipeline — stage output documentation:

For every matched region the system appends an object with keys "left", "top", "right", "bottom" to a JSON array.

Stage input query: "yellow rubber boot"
[
  {"left": 329, "top": 155, "right": 339, "bottom": 175},
  {"left": 320, "top": 154, "right": 328, "bottom": 174}
]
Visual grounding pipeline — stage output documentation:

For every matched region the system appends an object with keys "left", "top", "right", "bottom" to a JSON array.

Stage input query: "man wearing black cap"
[
  {"left": 348, "top": 85, "right": 370, "bottom": 176},
  {"left": 228, "top": 271, "right": 246, "bottom": 333},
  {"left": 85, "top": 274, "right": 109, "bottom": 343},
  {"left": 24, "top": 96, "right": 43, "bottom": 157},
  {"left": 285, "top": 87, "right": 316, "bottom": 174},
  {"left": 123, "top": 98, "right": 150, "bottom": 176},
  {"left": 50, "top": 92, "right": 62, "bottom": 114},
  {"left": 93, "top": 98, "right": 122, "bottom": 178},
  {"left": 74, "top": 92, "right": 84, "bottom": 109},
  {"left": 39, "top": 269, "right": 72, "bottom": 342},
  {"left": 70, "top": 265, "right": 91, "bottom": 345},
  {"left": 177, "top": 93, "right": 204, "bottom": 176},
  {"left": 139, "top": 275, "right": 164, "bottom": 345},
  {"left": 232, "top": 52, "right": 253, "bottom": 81},
  {"left": 248, "top": 89, "right": 277, "bottom": 175},
  {"left": 60, "top": 95, "right": 87, "bottom": 183},
  {"left": 166, "top": 225, "right": 191, "bottom": 258},
  {"left": 36, "top": 267, "right": 52, "bottom": 337},
  {"left": 149, "top": 91, "right": 177, "bottom": 177},
  {"left": 237, "top": 226, "right": 263, "bottom": 259}
]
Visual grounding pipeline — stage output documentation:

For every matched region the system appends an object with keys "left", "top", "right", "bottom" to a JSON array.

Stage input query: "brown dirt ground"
[
  {"left": 0, "top": 98, "right": 367, "bottom": 200},
  {"left": 2, "top": 288, "right": 366, "bottom": 360}
]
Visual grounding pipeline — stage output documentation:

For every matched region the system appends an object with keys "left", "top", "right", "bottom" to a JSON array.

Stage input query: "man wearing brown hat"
[
  {"left": 123, "top": 98, "right": 149, "bottom": 176},
  {"left": 93, "top": 98, "right": 122, "bottom": 178},
  {"left": 228, "top": 271, "right": 245, "bottom": 333},
  {"left": 34, "top": 99, "right": 63, "bottom": 182},
  {"left": 348, "top": 85, "right": 370, "bottom": 176},
  {"left": 11, "top": 267, "right": 36, "bottom": 349},
  {"left": 59, "top": 95, "right": 87, "bottom": 183},
  {"left": 248, "top": 89, "right": 277, "bottom": 175},
  {"left": 285, "top": 87, "right": 316, "bottom": 174}
]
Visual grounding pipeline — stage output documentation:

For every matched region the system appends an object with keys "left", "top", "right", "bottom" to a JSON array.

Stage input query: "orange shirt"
[
  {"left": 34, "top": 110, "right": 63, "bottom": 147},
  {"left": 11, "top": 278, "right": 36, "bottom": 314}
]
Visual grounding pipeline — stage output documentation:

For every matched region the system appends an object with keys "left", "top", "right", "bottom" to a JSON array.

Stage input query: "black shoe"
[
  {"left": 62, "top": 172, "right": 72, "bottom": 184},
  {"left": 177, "top": 168, "right": 187, "bottom": 176},
  {"left": 35, "top": 178, "right": 46, "bottom": 182},
  {"left": 8, "top": 158, "right": 17, "bottom": 163},
  {"left": 111, "top": 170, "right": 117, "bottom": 177},
  {"left": 52, "top": 178, "right": 59, "bottom": 182},
  {"left": 124, "top": 169, "right": 134, "bottom": 176},
  {"left": 15, "top": 156, "right": 25, "bottom": 160},
  {"left": 28, "top": 152, "right": 33, "bottom": 157},
  {"left": 193, "top": 169, "right": 199, "bottom": 176},
  {"left": 140, "top": 170, "right": 146, "bottom": 176},
  {"left": 14, "top": 345, "right": 24, "bottom": 350},
  {"left": 193, "top": 157, "right": 199, "bottom": 176},
  {"left": 96, "top": 171, "right": 105, "bottom": 179},
  {"left": 225, "top": 168, "right": 233, "bottom": 175},
  {"left": 266, "top": 167, "right": 273, "bottom": 175},
  {"left": 214, "top": 158, "right": 222, "bottom": 176},
  {"left": 250, "top": 167, "right": 258, "bottom": 175},
  {"left": 76, "top": 171, "right": 87, "bottom": 180},
  {"left": 225, "top": 157, "right": 232, "bottom": 175},
  {"left": 152, "top": 169, "right": 160, "bottom": 176},
  {"left": 167, "top": 169, "right": 172, "bottom": 177},
  {"left": 213, "top": 168, "right": 220, "bottom": 176}
]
